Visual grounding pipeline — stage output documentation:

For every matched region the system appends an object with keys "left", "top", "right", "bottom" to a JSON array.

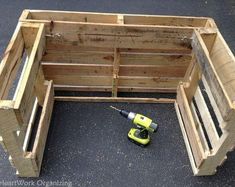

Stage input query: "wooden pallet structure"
[{"left": 0, "top": 9, "right": 234, "bottom": 177}]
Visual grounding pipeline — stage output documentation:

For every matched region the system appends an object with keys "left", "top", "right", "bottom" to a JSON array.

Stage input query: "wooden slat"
[
  {"left": 209, "top": 32, "right": 235, "bottom": 103},
  {"left": 46, "top": 44, "right": 114, "bottom": 53},
  {"left": 0, "top": 23, "right": 24, "bottom": 99},
  {"left": 0, "top": 103, "right": 20, "bottom": 131},
  {"left": 1, "top": 133, "right": 38, "bottom": 176},
  {"left": 27, "top": 10, "right": 118, "bottom": 24},
  {"left": 42, "top": 63, "right": 113, "bottom": 76},
  {"left": 20, "top": 10, "right": 216, "bottom": 29},
  {"left": 34, "top": 66, "right": 46, "bottom": 106},
  {"left": 119, "top": 65, "right": 187, "bottom": 77},
  {"left": 54, "top": 96, "right": 175, "bottom": 103},
  {"left": 120, "top": 53, "right": 191, "bottom": 66},
  {"left": 177, "top": 84, "right": 205, "bottom": 167},
  {"left": 112, "top": 48, "right": 120, "bottom": 97},
  {"left": 124, "top": 15, "right": 209, "bottom": 27},
  {"left": 45, "top": 74, "right": 181, "bottom": 89},
  {"left": 46, "top": 75, "right": 112, "bottom": 86},
  {"left": 23, "top": 98, "right": 38, "bottom": 151},
  {"left": 14, "top": 23, "right": 45, "bottom": 124},
  {"left": 200, "top": 33, "right": 217, "bottom": 53},
  {"left": 192, "top": 31, "right": 234, "bottom": 121},
  {"left": 119, "top": 76, "right": 181, "bottom": 88},
  {"left": 32, "top": 81, "right": 54, "bottom": 172},
  {"left": 190, "top": 102, "right": 210, "bottom": 153},
  {"left": 42, "top": 51, "right": 191, "bottom": 67},
  {"left": 42, "top": 51, "right": 114, "bottom": 64},
  {"left": 21, "top": 25, "right": 39, "bottom": 55},
  {"left": 184, "top": 63, "right": 201, "bottom": 102},
  {"left": 39, "top": 21, "right": 193, "bottom": 52},
  {"left": 202, "top": 75, "right": 223, "bottom": 124},
  {"left": 117, "top": 14, "right": 124, "bottom": 24},
  {"left": 19, "top": 9, "right": 31, "bottom": 20},
  {"left": 194, "top": 87, "right": 220, "bottom": 148},
  {"left": 46, "top": 42, "right": 192, "bottom": 54},
  {"left": 53, "top": 85, "right": 176, "bottom": 93},
  {"left": 175, "top": 102, "right": 199, "bottom": 175}
]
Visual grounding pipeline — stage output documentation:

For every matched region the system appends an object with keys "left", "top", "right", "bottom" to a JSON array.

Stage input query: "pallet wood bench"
[{"left": 0, "top": 9, "right": 234, "bottom": 177}]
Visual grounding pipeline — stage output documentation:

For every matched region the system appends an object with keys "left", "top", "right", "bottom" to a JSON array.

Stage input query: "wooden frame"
[
  {"left": 0, "top": 21, "right": 54, "bottom": 177},
  {"left": 0, "top": 9, "right": 234, "bottom": 177},
  {"left": 175, "top": 30, "right": 235, "bottom": 175}
]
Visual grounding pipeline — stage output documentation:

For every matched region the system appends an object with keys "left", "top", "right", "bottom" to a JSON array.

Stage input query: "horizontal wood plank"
[
  {"left": 54, "top": 96, "right": 175, "bottom": 103},
  {"left": 42, "top": 63, "right": 187, "bottom": 77},
  {"left": 54, "top": 85, "right": 176, "bottom": 93},
  {"left": 43, "top": 22, "right": 193, "bottom": 52},
  {"left": 42, "top": 51, "right": 191, "bottom": 67},
  {"left": 20, "top": 10, "right": 215, "bottom": 29},
  {"left": 124, "top": 15, "right": 208, "bottom": 27},
  {"left": 119, "top": 76, "right": 181, "bottom": 87}
]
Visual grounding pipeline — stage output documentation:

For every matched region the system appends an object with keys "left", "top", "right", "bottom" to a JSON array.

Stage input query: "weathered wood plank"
[
  {"left": 0, "top": 103, "right": 21, "bottom": 132},
  {"left": 34, "top": 66, "right": 46, "bottom": 106},
  {"left": 46, "top": 32, "right": 192, "bottom": 52},
  {"left": 42, "top": 51, "right": 114, "bottom": 64},
  {"left": 177, "top": 84, "right": 205, "bottom": 167},
  {"left": 14, "top": 24, "right": 45, "bottom": 124},
  {"left": 192, "top": 31, "right": 234, "bottom": 121},
  {"left": 45, "top": 75, "right": 112, "bottom": 86},
  {"left": 54, "top": 96, "right": 175, "bottom": 103},
  {"left": 194, "top": 87, "right": 220, "bottom": 148},
  {"left": 21, "top": 24, "right": 39, "bottom": 55},
  {"left": 118, "top": 77, "right": 181, "bottom": 87},
  {"left": 20, "top": 10, "right": 216, "bottom": 29},
  {"left": 25, "top": 10, "right": 118, "bottom": 23},
  {"left": 112, "top": 48, "right": 120, "bottom": 97},
  {"left": 119, "top": 65, "right": 187, "bottom": 77},
  {"left": 175, "top": 102, "right": 199, "bottom": 175},
  {"left": 0, "top": 23, "right": 24, "bottom": 99},
  {"left": 46, "top": 42, "right": 192, "bottom": 54},
  {"left": 42, "top": 63, "right": 113, "bottom": 76},
  {"left": 120, "top": 53, "right": 191, "bottom": 66},
  {"left": 209, "top": 32, "right": 235, "bottom": 103},
  {"left": 40, "top": 21, "right": 193, "bottom": 52},
  {"left": 45, "top": 73, "right": 181, "bottom": 89},
  {"left": 32, "top": 81, "right": 54, "bottom": 172},
  {"left": 53, "top": 85, "right": 176, "bottom": 93},
  {"left": 42, "top": 51, "right": 191, "bottom": 67},
  {"left": 190, "top": 102, "right": 210, "bottom": 153},
  {"left": 124, "top": 15, "right": 208, "bottom": 27}
]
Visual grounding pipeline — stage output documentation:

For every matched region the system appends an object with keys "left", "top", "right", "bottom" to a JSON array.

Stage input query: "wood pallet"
[
  {"left": 175, "top": 29, "right": 235, "bottom": 175},
  {"left": 0, "top": 9, "right": 234, "bottom": 177}
]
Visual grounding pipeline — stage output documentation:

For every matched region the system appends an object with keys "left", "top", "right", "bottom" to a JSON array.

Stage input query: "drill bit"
[{"left": 110, "top": 106, "right": 121, "bottom": 112}]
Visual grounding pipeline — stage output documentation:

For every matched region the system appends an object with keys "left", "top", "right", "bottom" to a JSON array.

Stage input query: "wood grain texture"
[
  {"left": 177, "top": 84, "right": 205, "bottom": 167},
  {"left": 55, "top": 96, "right": 175, "bottom": 103},
  {"left": 192, "top": 31, "right": 234, "bottom": 121},
  {"left": 32, "top": 81, "right": 54, "bottom": 173}
]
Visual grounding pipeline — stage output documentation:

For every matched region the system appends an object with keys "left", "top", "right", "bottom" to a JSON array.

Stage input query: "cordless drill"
[{"left": 110, "top": 106, "right": 158, "bottom": 147}]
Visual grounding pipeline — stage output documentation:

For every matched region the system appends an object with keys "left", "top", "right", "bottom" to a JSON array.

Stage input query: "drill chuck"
[
  {"left": 119, "top": 110, "right": 130, "bottom": 118},
  {"left": 149, "top": 122, "right": 158, "bottom": 133}
]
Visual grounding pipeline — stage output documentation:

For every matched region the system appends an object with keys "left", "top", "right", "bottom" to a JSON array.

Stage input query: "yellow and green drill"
[{"left": 110, "top": 106, "right": 158, "bottom": 147}]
